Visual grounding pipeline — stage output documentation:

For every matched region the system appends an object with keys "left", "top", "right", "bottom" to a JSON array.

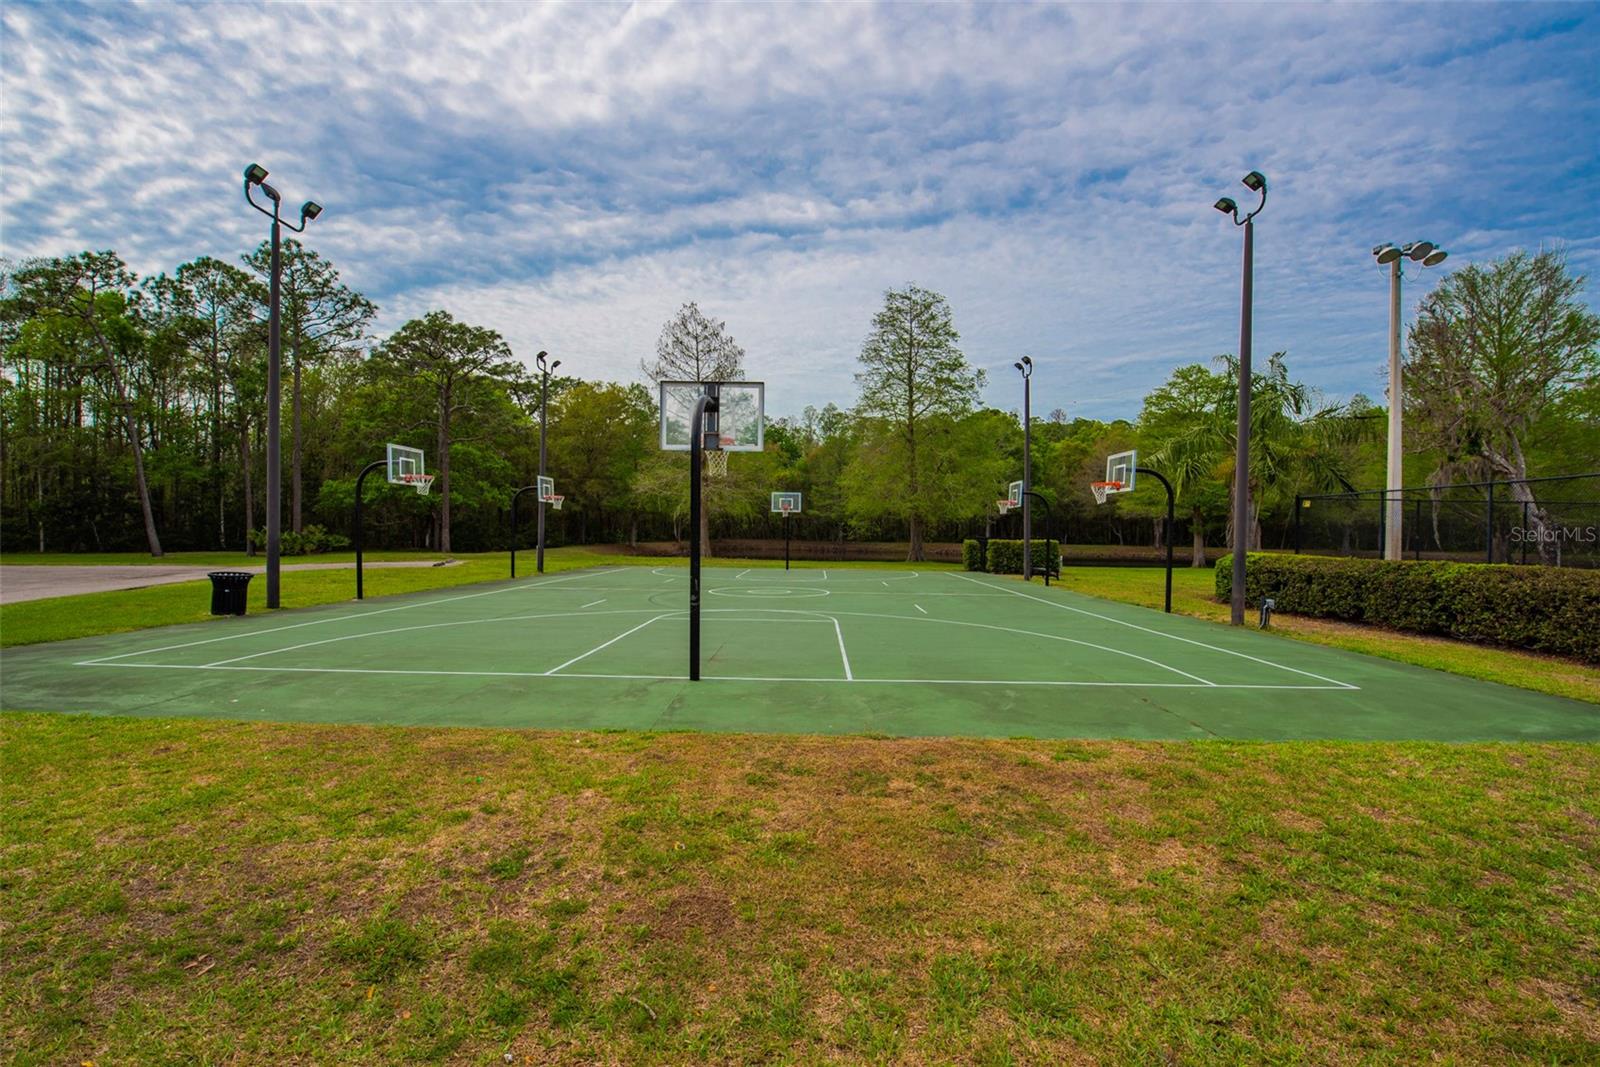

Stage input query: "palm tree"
[{"left": 1149, "top": 353, "right": 1371, "bottom": 550}]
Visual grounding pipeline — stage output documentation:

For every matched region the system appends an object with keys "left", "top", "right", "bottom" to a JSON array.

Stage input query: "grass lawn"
[
  {"left": 1048, "top": 566, "right": 1600, "bottom": 705},
  {"left": 3, "top": 713, "right": 1596, "bottom": 1064},
  {"left": 0, "top": 549, "right": 452, "bottom": 568}
]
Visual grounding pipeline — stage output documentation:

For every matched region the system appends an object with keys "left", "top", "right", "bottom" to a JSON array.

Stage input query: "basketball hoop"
[
  {"left": 1090, "top": 480, "right": 1122, "bottom": 506},
  {"left": 546, "top": 494, "right": 563, "bottom": 511},
  {"left": 997, "top": 499, "right": 1012, "bottom": 516},
  {"left": 706, "top": 438, "right": 733, "bottom": 478},
  {"left": 780, "top": 501, "right": 794, "bottom": 515},
  {"left": 402, "top": 472, "right": 436, "bottom": 496}
]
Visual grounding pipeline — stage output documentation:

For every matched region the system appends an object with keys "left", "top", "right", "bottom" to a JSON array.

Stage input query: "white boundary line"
[
  {"left": 545, "top": 615, "right": 669, "bottom": 675},
  {"left": 947, "top": 572, "right": 1358, "bottom": 689},
  {"left": 75, "top": 568, "right": 616, "bottom": 666},
  {"left": 914, "top": 604, "right": 927, "bottom": 615},
  {"left": 832, "top": 618, "right": 854, "bottom": 680},
  {"left": 71, "top": 662, "right": 1350, "bottom": 689},
  {"left": 580, "top": 599, "right": 606, "bottom": 609}
]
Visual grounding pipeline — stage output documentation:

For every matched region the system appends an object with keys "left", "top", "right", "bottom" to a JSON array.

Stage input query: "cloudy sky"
[{"left": 3, "top": 2, "right": 1597, "bottom": 420}]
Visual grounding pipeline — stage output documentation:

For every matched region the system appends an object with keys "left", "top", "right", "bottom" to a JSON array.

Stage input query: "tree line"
[{"left": 2, "top": 246, "right": 1594, "bottom": 561}]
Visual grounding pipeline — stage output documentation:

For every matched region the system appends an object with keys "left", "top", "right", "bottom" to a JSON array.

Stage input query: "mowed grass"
[
  {"left": 1047, "top": 565, "right": 1600, "bottom": 704},
  {"left": 2, "top": 712, "right": 1597, "bottom": 1064}
]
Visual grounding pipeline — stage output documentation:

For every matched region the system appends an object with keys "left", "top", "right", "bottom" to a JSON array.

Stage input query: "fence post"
[
  {"left": 1485, "top": 481, "right": 1495, "bottom": 564},
  {"left": 1293, "top": 496, "right": 1302, "bottom": 554},
  {"left": 1414, "top": 497, "right": 1423, "bottom": 561},
  {"left": 1376, "top": 492, "right": 1385, "bottom": 560}
]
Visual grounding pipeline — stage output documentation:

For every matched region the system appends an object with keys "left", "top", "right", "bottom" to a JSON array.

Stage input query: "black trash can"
[{"left": 207, "top": 571, "right": 254, "bottom": 616}]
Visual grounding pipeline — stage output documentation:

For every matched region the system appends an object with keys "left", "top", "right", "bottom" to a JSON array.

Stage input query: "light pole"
[
  {"left": 534, "top": 350, "right": 559, "bottom": 574},
  {"left": 243, "top": 164, "right": 321, "bottom": 610},
  {"left": 1372, "top": 241, "right": 1448, "bottom": 561},
  {"left": 1014, "top": 357, "right": 1033, "bottom": 580},
  {"left": 1214, "top": 169, "right": 1267, "bottom": 626}
]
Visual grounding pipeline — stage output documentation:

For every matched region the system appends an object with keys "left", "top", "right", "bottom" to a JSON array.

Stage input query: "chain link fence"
[{"left": 1295, "top": 473, "right": 1600, "bottom": 568}]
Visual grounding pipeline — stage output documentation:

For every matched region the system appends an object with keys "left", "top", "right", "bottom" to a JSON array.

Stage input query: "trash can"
[{"left": 207, "top": 571, "right": 254, "bottom": 616}]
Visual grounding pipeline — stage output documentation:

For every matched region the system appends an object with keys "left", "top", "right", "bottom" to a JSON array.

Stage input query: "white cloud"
[{"left": 3, "top": 1, "right": 1596, "bottom": 419}]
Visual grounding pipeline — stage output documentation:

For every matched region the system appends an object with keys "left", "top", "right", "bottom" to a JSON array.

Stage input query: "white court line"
[
  {"left": 544, "top": 615, "right": 669, "bottom": 675},
  {"left": 736, "top": 569, "right": 751, "bottom": 578},
  {"left": 76, "top": 568, "right": 616, "bottom": 666},
  {"left": 914, "top": 604, "right": 927, "bottom": 615},
  {"left": 832, "top": 618, "right": 854, "bottom": 680},
  {"left": 947, "top": 573, "right": 1358, "bottom": 690},
  {"left": 581, "top": 599, "right": 607, "bottom": 609},
  {"left": 75, "top": 661, "right": 1350, "bottom": 690},
  {"left": 156, "top": 603, "right": 1214, "bottom": 687}
]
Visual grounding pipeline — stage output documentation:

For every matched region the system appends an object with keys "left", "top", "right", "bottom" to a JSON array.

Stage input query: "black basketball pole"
[
  {"left": 1137, "top": 467, "right": 1176, "bottom": 613},
  {"left": 784, "top": 511, "right": 791, "bottom": 571},
  {"left": 1020, "top": 490, "right": 1054, "bottom": 587},
  {"left": 688, "top": 390, "right": 718, "bottom": 681},
  {"left": 352, "top": 459, "right": 386, "bottom": 600},
  {"left": 510, "top": 485, "right": 538, "bottom": 577}
]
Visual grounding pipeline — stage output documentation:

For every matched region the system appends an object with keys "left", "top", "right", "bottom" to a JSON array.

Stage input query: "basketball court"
[{"left": 2, "top": 564, "right": 1593, "bottom": 740}]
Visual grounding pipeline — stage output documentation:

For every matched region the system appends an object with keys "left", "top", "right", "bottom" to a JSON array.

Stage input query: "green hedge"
[
  {"left": 247, "top": 524, "right": 352, "bottom": 556},
  {"left": 1216, "top": 553, "right": 1600, "bottom": 662},
  {"left": 985, "top": 539, "right": 1060, "bottom": 576},
  {"left": 962, "top": 539, "right": 987, "bottom": 571}
]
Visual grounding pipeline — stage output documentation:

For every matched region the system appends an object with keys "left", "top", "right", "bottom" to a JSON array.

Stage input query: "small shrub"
[
  {"left": 962, "top": 539, "right": 986, "bottom": 571},
  {"left": 247, "top": 524, "right": 351, "bottom": 556},
  {"left": 985, "top": 539, "right": 1060, "bottom": 576},
  {"left": 1217, "top": 553, "right": 1600, "bottom": 662}
]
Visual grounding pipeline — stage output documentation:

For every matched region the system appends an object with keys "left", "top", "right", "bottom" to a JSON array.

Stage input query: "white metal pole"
[{"left": 1385, "top": 258, "right": 1403, "bottom": 561}]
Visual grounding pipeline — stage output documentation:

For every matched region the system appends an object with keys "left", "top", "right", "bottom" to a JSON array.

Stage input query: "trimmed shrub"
[
  {"left": 1216, "top": 552, "right": 1600, "bottom": 662},
  {"left": 985, "top": 539, "right": 1060, "bottom": 576},
  {"left": 962, "top": 539, "right": 986, "bottom": 571},
  {"left": 248, "top": 524, "right": 352, "bottom": 556}
]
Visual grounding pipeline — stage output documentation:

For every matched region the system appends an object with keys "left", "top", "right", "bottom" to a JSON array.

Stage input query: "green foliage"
[
  {"left": 246, "top": 524, "right": 350, "bottom": 556},
  {"left": 962, "top": 539, "right": 986, "bottom": 571},
  {"left": 984, "top": 539, "right": 1059, "bottom": 575},
  {"left": 1217, "top": 553, "right": 1600, "bottom": 661}
]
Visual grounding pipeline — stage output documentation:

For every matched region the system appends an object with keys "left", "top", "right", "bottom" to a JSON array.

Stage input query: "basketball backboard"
[
  {"left": 387, "top": 443, "right": 425, "bottom": 484},
  {"left": 771, "top": 491, "right": 802, "bottom": 514},
  {"left": 1105, "top": 450, "right": 1137, "bottom": 494},
  {"left": 1008, "top": 480, "right": 1024, "bottom": 507},
  {"left": 537, "top": 475, "right": 555, "bottom": 500},
  {"left": 659, "top": 381, "right": 765, "bottom": 452}
]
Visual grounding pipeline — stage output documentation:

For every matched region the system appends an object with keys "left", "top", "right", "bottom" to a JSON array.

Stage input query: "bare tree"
[{"left": 642, "top": 302, "right": 746, "bottom": 555}]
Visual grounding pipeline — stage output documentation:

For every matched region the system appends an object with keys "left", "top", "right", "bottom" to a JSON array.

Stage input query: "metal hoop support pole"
[
  {"left": 784, "top": 511, "right": 791, "bottom": 571},
  {"left": 688, "top": 391, "right": 718, "bottom": 681},
  {"left": 510, "top": 485, "right": 538, "bottom": 578},
  {"left": 1137, "top": 467, "right": 1176, "bottom": 613},
  {"left": 1020, "top": 490, "right": 1054, "bottom": 587},
  {"left": 352, "top": 459, "right": 387, "bottom": 600}
]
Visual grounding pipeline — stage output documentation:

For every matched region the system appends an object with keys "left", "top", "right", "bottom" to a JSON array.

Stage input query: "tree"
[
  {"left": 1, "top": 253, "right": 164, "bottom": 555},
  {"left": 850, "top": 285, "right": 984, "bottom": 560},
  {"left": 641, "top": 301, "right": 747, "bottom": 555},
  {"left": 245, "top": 239, "right": 375, "bottom": 532},
  {"left": 1137, "top": 364, "right": 1233, "bottom": 565},
  {"left": 1148, "top": 353, "right": 1370, "bottom": 552},
  {"left": 1406, "top": 249, "right": 1600, "bottom": 559},
  {"left": 369, "top": 311, "right": 520, "bottom": 552}
]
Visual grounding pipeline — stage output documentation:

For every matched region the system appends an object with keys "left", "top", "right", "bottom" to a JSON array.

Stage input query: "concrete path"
[{"left": 0, "top": 560, "right": 461, "bottom": 605}]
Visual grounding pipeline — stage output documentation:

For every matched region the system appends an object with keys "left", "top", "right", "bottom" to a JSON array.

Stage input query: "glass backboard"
[
  {"left": 386, "top": 443, "right": 425, "bottom": 484},
  {"left": 659, "top": 381, "right": 765, "bottom": 452},
  {"left": 1105, "top": 450, "right": 1137, "bottom": 493},
  {"left": 771, "top": 491, "right": 802, "bottom": 513}
]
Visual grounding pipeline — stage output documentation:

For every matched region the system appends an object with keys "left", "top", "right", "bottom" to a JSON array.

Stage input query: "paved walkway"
[{"left": 0, "top": 561, "right": 461, "bottom": 605}]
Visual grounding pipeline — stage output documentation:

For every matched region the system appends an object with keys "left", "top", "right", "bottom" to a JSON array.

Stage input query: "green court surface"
[{"left": 1, "top": 565, "right": 1593, "bottom": 740}]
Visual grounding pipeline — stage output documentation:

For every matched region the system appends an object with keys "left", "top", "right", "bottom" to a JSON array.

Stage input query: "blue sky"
[{"left": 3, "top": 2, "right": 1597, "bottom": 421}]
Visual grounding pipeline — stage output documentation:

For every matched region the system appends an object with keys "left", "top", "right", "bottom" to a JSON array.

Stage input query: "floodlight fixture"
[
  {"left": 300, "top": 200, "right": 322, "bottom": 221},
  {"left": 552, "top": 359, "right": 561, "bottom": 370},
  {"left": 1021, "top": 355, "right": 1032, "bottom": 367},
  {"left": 243, "top": 163, "right": 269, "bottom": 185},
  {"left": 1013, "top": 361, "right": 1023, "bottom": 371},
  {"left": 1422, "top": 249, "right": 1448, "bottom": 267},
  {"left": 1373, "top": 243, "right": 1402, "bottom": 265},
  {"left": 1241, "top": 170, "right": 1267, "bottom": 192},
  {"left": 1404, "top": 241, "right": 1435, "bottom": 261},
  {"left": 1214, "top": 197, "right": 1238, "bottom": 216}
]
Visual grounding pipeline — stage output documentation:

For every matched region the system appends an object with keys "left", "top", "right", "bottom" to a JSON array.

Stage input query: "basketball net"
[
  {"left": 546, "top": 494, "right": 563, "bottom": 511},
  {"left": 996, "top": 499, "right": 1012, "bottom": 516},
  {"left": 1090, "top": 480, "right": 1121, "bottom": 506},
  {"left": 705, "top": 435, "right": 735, "bottom": 478},
  {"left": 402, "top": 473, "right": 435, "bottom": 496}
]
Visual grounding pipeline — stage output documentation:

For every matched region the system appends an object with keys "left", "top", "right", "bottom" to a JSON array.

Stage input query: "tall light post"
[
  {"left": 1014, "top": 357, "right": 1033, "bottom": 580},
  {"left": 534, "top": 350, "right": 559, "bottom": 574},
  {"left": 243, "top": 164, "right": 321, "bottom": 609},
  {"left": 1372, "top": 241, "right": 1448, "bottom": 561},
  {"left": 1214, "top": 169, "right": 1267, "bottom": 626}
]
